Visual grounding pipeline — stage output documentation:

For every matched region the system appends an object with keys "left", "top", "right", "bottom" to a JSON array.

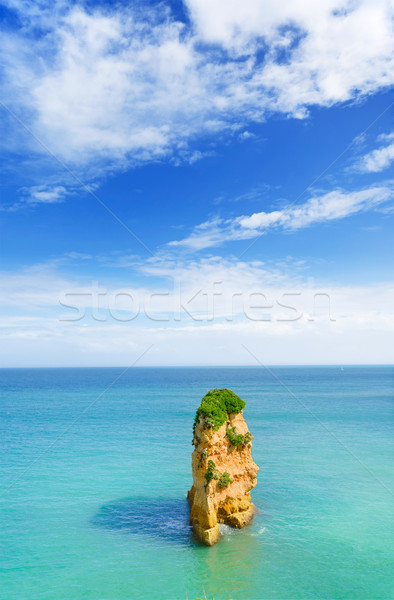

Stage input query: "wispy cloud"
[
  {"left": 356, "top": 132, "right": 394, "bottom": 173},
  {"left": 0, "top": 0, "right": 393, "bottom": 184},
  {"left": 238, "top": 131, "right": 256, "bottom": 141},
  {"left": 169, "top": 185, "right": 394, "bottom": 249},
  {"left": 0, "top": 257, "right": 393, "bottom": 365},
  {"left": 0, "top": 184, "right": 70, "bottom": 211},
  {"left": 23, "top": 185, "right": 68, "bottom": 204}
]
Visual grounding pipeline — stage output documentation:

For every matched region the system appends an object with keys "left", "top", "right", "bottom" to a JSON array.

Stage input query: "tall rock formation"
[{"left": 188, "top": 389, "right": 259, "bottom": 546}]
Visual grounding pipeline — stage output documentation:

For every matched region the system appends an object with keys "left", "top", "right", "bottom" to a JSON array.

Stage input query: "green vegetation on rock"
[
  {"left": 217, "top": 472, "right": 232, "bottom": 490},
  {"left": 226, "top": 425, "right": 245, "bottom": 446},
  {"left": 204, "top": 462, "right": 233, "bottom": 492},
  {"left": 204, "top": 460, "right": 219, "bottom": 487},
  {"left": 226, "top": 426, "right": 253, "bottom": 447},
  {"left": 193, "top": 388, "right": 246, "bottom": 431}
]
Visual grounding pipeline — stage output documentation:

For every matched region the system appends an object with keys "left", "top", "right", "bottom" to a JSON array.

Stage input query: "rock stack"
[{"left": 188, "top": 389, "right": 259, "bottom": 545}]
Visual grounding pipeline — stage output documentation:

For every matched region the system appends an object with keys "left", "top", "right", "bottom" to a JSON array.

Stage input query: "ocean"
[{"left": 0, "top": 366, "right": 392, "bottom": 599}]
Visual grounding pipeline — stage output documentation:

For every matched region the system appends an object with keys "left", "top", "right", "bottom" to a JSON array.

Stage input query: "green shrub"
[
  {"left": 204, "top": 460, "right": 219, "bottom": 486},
  {"left": 226, "top": 425, "right": 245, "bottom": 447},
  {"left": 193, "top": 389, "right": 246, "bottom": 431},
  {"left": 217, "top": 472, "right": 232, "bottom": 489}
]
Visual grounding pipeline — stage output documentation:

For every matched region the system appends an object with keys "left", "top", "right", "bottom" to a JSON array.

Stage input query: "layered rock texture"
[{"left": 188, "top": 389, "right": 258, "bottom": 545}]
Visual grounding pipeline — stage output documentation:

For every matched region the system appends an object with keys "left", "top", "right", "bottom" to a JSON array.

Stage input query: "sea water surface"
[{"left": 0, "top": 366, "right": 393, "bottom": 600}]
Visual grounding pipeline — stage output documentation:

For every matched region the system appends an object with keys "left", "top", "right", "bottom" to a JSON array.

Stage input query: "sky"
[{"left": 0, "top": 0, "right": 393, "bottom": 366}]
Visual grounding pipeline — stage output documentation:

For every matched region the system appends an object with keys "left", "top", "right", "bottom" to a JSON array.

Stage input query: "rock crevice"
[{"left": 188, "top": 389, "right": 258, "bottom": 545}]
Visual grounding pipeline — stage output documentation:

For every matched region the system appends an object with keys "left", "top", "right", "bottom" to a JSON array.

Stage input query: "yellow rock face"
[{"left": 188, "top": 411, "right": 259, "bottom": 545}]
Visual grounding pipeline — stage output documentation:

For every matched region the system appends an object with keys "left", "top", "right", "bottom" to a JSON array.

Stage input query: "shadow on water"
[{"left": 92, "top": 496, "right": 196, "bottom": 546}]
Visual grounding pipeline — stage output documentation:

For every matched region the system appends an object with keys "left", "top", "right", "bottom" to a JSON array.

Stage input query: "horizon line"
[{"left": 1, "top": 363, "right": 392, "bottom": 369}]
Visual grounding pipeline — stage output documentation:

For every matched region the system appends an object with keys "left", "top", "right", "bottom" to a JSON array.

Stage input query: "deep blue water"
[{"left": 0, "top": 366, "right": 393, "bottom": 599}]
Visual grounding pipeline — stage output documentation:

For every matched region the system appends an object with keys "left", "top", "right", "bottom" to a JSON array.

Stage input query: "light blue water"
[{"left": 0, "top": 366, "right": 393, "bottom": 600}]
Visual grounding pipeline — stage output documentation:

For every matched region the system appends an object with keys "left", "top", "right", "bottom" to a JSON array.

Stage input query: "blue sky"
[{"left": 0, "top": 0, "right": 393, "bottom": 366}]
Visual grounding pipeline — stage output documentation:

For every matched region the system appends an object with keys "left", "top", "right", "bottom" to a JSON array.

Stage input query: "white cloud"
[
  {"left": 0, "top": 0, "right": 393, "bottom": 178},
  {"left": 23, "top": 185, "right": 68, "bottom": 204},
  {"left": 186, "top": 0, "right": 394, "bottom": 108},
  {"left": 170, "top": 185, "right": 394, "bottom": 249},
  {"left": 357, "top": 133, "right": 394, "bottom": 173},
  {"left": 0, "top": 257, "right": 393, "bottom": 365},
  {"left": 238, "top": 186, "right": 392, "bottom": 229},
  {"left": 238, "top": 131, "right": 256, "bottom": 140},
  {"left": 0, "top": 184, "right": 71, "bottom": 211},
  {"left": 0, "top": 256, "right": 300, "bottom": 317},
  {"left": 186, "top": 0, "right": 339, "bottom": 50}
]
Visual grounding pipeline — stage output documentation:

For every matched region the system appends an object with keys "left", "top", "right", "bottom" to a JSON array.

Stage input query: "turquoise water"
[{"left": 0, "top": 366, "right": 393, "bottom": 600}]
